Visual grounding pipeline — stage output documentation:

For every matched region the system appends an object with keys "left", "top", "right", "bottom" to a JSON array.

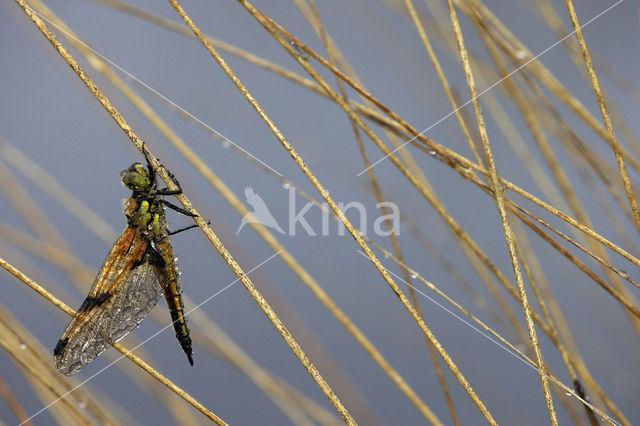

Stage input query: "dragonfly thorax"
[{"left": 124, "top": 197, "right": 167, "bottom": 239}]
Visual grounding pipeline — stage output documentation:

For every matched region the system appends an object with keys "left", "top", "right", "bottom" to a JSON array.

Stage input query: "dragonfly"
[{"left": 54, "top": 152, "right": 198, "bottom": 376}]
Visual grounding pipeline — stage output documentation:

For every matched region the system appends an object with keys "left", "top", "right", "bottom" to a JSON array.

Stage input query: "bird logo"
[{"left": 236, "top": 186, "right": 285, "bottom": 235}]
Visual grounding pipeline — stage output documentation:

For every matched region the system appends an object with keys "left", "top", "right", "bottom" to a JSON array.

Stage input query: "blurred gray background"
[{"left": 1, "top": 0, "right": 639, "bottom": 424}]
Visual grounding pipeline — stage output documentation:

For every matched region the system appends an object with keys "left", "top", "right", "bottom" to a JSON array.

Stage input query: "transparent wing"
[
  {"left": 55, "top": 262, "right": 165, "bottom": 375},
  {"left": 54, "top": 228, "right": 165, "bottom": 376}
]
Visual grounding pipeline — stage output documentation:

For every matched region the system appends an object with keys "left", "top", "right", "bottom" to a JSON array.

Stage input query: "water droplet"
[
  {"left": 565, "top": 392, "right": 572, "bottom": 396},
  {"left": 19, "top": 343, "right": 27, "bottom": 350},
  {"left": 282, "top": 182, "right": 290, "bottom": 189},
  {"left": 619, "top": 269, "right": 630, "bottom": 279},
  {"left": 222, "top": 140, "right": 231, "bottom": 149},
  {"left": 516, "top": 50, "right": 527, "bottom": 59},
  {"left": 78, "top": 402, "right": 87, "bottom": 409},
  {"left": 426, "top": 147, "right": 437, "bottom": 156},
  {"left": 455, "top": 159, "right": 472, "bottom": 170},
  {"left": 290, "top": 41, "right": 309, "bottom": 61},
  {"left": 410, "top": 274, "right": 417, "bottom": 279}
]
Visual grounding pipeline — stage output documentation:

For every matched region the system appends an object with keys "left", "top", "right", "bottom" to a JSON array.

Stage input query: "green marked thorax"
[{"left": 120, "top": 162, "right": 165, "bottom": 238}]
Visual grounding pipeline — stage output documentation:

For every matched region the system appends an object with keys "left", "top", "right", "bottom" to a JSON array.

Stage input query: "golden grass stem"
[
  {"left": 0, "top": 156, "right": 73, "bottom": 258},
  {"left": 0, "top": 302, "right": 134, "bottom": 425},
  {"left": 467, "top": 7, "right": 640, "bottom": 341},
  {"left": 404, "top": 0, "right": 481, "bottom": 167},
  {"left": 511, "top": 221, "right": 600, "bottom": 425},
  {"left": 0, "top": 335, "right": 92, "bottom": 425},
  {"left": 198, "top": 0, "right": 496, "bottom": 421},
  {"left": 528, "top": 0, "right": 640, "bottom": 109},
  {"left": 94, "top": 0, "right": 410, "bottom": 141},
  {"left": 0, "top": 374, "right": 33, "bottom": 425},
  {"left": 305, "top": 1, "right": 456, "bottom": 421},
  {"left": 466, "top": 0, "right": 640, "bottom": 174},
  {"left": 460, "top": 168, "right": 640, "bottom": 324},
  {"left": 444, "top": 0, "right": 558, "bottom": 422},
  {"left": 304, "top": 0, "right": 452, "bottom": 422},
  {"left": 512, "top": 204, "right": 640, "bottom": 319},
  {"left": 526, "top": 0, "right": 640, "bottom": 172},
  {"left": 562, "top": 0, "right": 640, "bottom": 233},
  {"left": 534, "top": 76, "right": 637, "bottom": 227},
  {"left": 0, "top": 138, "right": 116, "bottom": 245},
  {"left": 0, "top": 279, "right": 136, "bottom": 425}
]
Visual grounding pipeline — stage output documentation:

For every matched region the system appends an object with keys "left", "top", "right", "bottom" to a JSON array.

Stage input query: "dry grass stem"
[
  {"left": 445, "top": 1, "right": 558, "bottom": 422},
  {"left": 214, "top": 0, "right": 495, "bottom": 421},
  {"left": 562, "top": 0, "right": 640, "bottom": 233}
]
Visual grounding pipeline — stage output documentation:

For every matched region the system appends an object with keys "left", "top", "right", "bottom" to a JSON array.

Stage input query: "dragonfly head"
[{"left": 121, "top": 163, "right": 152, "bottom": 192}]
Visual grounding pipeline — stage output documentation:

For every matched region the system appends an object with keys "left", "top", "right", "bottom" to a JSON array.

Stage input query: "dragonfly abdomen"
[{"left": 154, "top": 237, "right": 194, "bottom": 366}]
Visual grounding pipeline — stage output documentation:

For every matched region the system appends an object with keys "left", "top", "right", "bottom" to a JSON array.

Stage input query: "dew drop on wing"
[
  {"left": 68, "top": 361, "right": 82, "bottom": 375},
  {"left": 121, "top": 306, "right": 133, "bottom": 320}
]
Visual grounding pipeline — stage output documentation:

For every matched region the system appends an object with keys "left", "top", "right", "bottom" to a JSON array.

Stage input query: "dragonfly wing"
[
  {"left": 54, "top": 231, "right": 166, "bottom": 375},
  {"left": 106, "top": 261, "right": 165, "bottom": 340}
]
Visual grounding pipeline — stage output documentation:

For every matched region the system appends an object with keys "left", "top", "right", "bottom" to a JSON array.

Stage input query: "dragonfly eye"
[{"left": 121, "top": 163, "right": 151, "bottom": 191}]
